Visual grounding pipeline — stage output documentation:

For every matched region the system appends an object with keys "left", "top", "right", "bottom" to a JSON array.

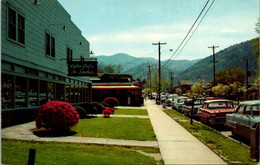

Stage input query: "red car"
[{"left": 198, "top": 99, "right": 235, "bottom": 126}]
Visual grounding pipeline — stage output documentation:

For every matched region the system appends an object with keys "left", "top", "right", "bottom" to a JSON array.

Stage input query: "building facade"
[{"left": 1, "top": 0, "right": 92, "bottom": 112}]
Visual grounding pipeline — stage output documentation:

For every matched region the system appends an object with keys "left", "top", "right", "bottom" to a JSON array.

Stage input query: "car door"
[{"left": 236, "top": 105, "right": 251, "bottom": 139}]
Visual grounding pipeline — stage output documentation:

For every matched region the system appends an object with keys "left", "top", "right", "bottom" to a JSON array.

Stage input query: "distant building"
[
  {"left": 91, "top": 74, "right": 143, "bottom": 106},
  {"left": 1, "top": 0, "right": 93, "bottom": 125}
]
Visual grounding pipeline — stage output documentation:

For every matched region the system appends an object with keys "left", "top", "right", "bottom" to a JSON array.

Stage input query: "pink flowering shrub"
[
  {"left": 35, "top": 101, "right": 79, "bottom": 131},
  {"left": 103, "top": 97, "right": 119, "bottom": 108},
  {"left": 102, "top": 108, "right": 114, "bottom": 117}
]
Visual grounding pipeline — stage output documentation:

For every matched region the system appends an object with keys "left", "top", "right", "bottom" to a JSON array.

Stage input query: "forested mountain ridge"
[{"left": 177, "top": 38, "right": 259, "bottom": 83}]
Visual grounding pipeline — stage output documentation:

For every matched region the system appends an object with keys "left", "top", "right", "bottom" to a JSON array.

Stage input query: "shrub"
[
  {"left": 74, "top": 106, "right": 87, "bottom": 119},
  {"left": 100, "top": 102, "right": 109, "bottom": 107},
  {"left": 102, "top": 108, "right": 113, "bottom": 118},
  {"left": 79, "top": 103, "right": 98, "bottom": 114},
  {"left": 90, "top": 102, "right": 105, "bottom": 114},
  {"left": 35, "top": 101, "right": 79, "bottom": 131},
  {"left": 103, "top": 97, "right": 119, "bottom": 108}
]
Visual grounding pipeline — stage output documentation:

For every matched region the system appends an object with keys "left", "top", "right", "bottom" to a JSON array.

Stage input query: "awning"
[{"left": 92, "top": 85, "right": 141, "bottom": 90}]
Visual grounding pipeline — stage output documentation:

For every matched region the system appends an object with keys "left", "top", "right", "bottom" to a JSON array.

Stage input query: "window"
[
  {"left": 45, "top": 32, "right": 55, "bottom": 58},
  {"left": 236, "top": 105, "right": 244, "bottom": 114},
  {"left": 2, "top": 74, "right": 14, "bottom": 109},
  {"left": 67, "top": 47, "right": 73, "bottom": 62},
  {"left": 29, "top": 79, "right": 38, "bottom": 107},
  {"left": 15, "top": 76, "right": 27, "bottom": 108},
  {"left": 8, "top": 7, "right": 25, "bottom": 44}
]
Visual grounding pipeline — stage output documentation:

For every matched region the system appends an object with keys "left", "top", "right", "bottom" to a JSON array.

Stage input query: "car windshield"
[
  {"left": 208, "top": 101, "right": 233, "bottom": 109},
  {"left": 194, "top": 99, "right": 205, "bottom": 105}
]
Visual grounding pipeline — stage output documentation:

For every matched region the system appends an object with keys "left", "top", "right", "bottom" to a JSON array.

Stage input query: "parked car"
[
  {"left": 226, "top": 100, "right": 260, "bottom": 140},
  {"left": 172, "top": 96, "right": 189, "bottom": 112},
  {"left": 182, "top": 98, "right": 206, "bottom": 118},
  {"left": 198, "top": 99, "right": 235, "bottom": 126},
  {"left": 166, "top": 94, "right": 178, "bottom": 106}
]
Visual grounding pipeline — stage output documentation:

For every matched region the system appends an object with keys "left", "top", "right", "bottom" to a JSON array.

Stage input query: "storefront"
[
  {"left": 91, "top": 74, "right": 143, "bottom": 106},
  {"left": 1, "top": 0, "right": 93, "bottom": 127}
]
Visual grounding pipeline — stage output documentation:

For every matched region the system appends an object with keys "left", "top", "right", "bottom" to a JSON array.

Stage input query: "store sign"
[{"left": 68, "top": 61, "right": 98, "bottom": 76}]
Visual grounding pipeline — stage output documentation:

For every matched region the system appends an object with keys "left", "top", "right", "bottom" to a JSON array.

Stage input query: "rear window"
[{"left": 208, "top": 101, "right": 233, "bottom": 109}]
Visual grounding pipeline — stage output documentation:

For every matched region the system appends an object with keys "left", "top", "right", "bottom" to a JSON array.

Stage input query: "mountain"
[
  {"left": 96, "top": 53, "right": 200, "bottom": 79},
  {"left": 177, "top": 38, "right": 259, "bottom": 83}
]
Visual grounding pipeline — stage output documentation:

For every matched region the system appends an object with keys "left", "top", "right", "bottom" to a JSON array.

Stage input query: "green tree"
[
  {"left": 212, "top": 84, "right": 230, "bottom": 97},
  {"left": 215, "top": 66, "right": 245, "bottom": 85},
  {"left": 115, "top": 64, "right": 124, "bottom": 73},
  {"left": 104, "top": 65, "right": 115, "bottom": 73}
]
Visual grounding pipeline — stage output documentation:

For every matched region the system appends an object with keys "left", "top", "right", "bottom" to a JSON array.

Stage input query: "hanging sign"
[{"left": 68, "top": 61, "right": 98, "bottom": 76}]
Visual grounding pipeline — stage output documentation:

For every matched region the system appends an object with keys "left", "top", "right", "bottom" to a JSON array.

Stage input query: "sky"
[{"left": 58, "top": 0, "right": 259, "bottom": 61}]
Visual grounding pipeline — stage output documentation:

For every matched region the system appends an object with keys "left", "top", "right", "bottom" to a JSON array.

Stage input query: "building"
[
  {"left": 1, "top": 0, "right": 93, "bottom": 126},
  {"left": 91, "top": 74, "right": 143, "bottom": 106}
]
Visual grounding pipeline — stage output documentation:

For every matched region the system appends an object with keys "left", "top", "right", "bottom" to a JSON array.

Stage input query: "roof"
[
  {"left": 204, "top": 99, "right": 232, "bottom": 103},
  {"left": 92, "top": 85, "right": 141, "bottom": 90},
  {"left": 239, "top": 100, "right": 260, "bottom": 106}
]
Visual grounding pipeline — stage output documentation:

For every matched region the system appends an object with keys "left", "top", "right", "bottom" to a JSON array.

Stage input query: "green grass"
[
  {"left": 114, "top": 108, "right": 148, "bottom": 115},
  {"left": 164, "top": 109, "right": 257, "bottom": 165},
  {"left": 2, "top": 139, "right": 161, "bottom": 165},
  {"left": 71, "top": 117, "right": 156, "bottom": 141}
]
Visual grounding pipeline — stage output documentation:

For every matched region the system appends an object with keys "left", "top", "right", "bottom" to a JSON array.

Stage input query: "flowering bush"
[
  {"left": 103, "top": 97, "right": 119, "bottom": 108},
  {"left": 35, "top": 101, "right": 79, "bottom": 131},
  {"left": 102, "top": 108, "right": 113, "bottom": 118}
]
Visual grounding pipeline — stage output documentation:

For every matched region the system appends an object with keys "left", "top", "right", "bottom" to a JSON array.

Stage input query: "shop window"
[
  {"left": 75, "top": 86, "right": 79, "bottom": 102},
  {"left": 56, "top": 83, "right": 65, "bottom": 101},
  {"left": 15, "top": 76, "right": 27, "bottom": 108},
  {"left": 7, "top": 6, "right": 25, "bottom": 44},
  {"left": 66, "top": 85, "right": 71, "bottom": 102},
  {"left": 45, "top": 32, "right": 55, "bottom": 58},
  {"left": 48, "top": 82, "right": 55, "bottom": 101},
  {"left": 39, "top": 81, "right": 47, "bottom": 105},
  {"left": 29, "top": 79, "right": 38, "bottom": 107},
  {"left": 71, "top": 86, "right": 75, "bottom": 103},
  {"left": 2, "top": 74, "right": 14, "bottom": 109}
]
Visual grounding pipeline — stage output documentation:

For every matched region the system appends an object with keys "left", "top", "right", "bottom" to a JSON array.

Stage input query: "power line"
[
  {"left": 164, "top": 0, "right": 216, "bottom": 67},
  {"left": 162, "top": 0, "right": 210, "bottom": 68}
]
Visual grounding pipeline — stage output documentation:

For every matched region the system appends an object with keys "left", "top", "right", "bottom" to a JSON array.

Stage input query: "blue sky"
[{"left": 58, "top": 0, "right": 259, "bottom": 60}]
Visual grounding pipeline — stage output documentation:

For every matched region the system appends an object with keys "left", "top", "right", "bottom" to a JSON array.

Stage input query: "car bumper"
[{"left": 209, "top": 117, "right": 226, "bottom": 125}]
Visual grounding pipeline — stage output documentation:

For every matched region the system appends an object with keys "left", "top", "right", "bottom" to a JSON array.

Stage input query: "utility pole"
[
  {"left": 208, "top": 45, "right": 219, "bottom": 86},
  {"left": 153, "top": 41, "right": 166, "bottom": 104},
  {"left": 145, "top": 64, "right": 151, "bottom": 95},
  {"left": 246, "top": 59, "right": 251, "bottom": 99},
  {"left": 170, "top": 72, "right": 174, "bottom": 92}
]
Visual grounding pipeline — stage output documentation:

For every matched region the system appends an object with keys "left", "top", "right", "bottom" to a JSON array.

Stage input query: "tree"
[
  {"left": 214, "top": 66, "right": 245, "bottom": 85},
  {"left": 115, "top": 64, "right": 124, "bottom": 73},
  {"left": 211, "top": 84, "right": 230, "bottom": 97},
  {"left": 104, "top": 65, "right": 115, "bottom": 73},
  {"left": 191, "top": 83, "right": 206, "bottom": 97}
]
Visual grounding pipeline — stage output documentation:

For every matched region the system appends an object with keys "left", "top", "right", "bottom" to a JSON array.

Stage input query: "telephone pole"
[
  {"left": 170, "top": 72, "right": 174, "bottom": 92},
  {"left": 153, "top": 41, "right": 166, "bottom": 104},
  {"left": 208, "top": 45, "right": 219, "bottom": 86},
  {"left": 145, "top": 64, "right": 151, "bottom": 94}
]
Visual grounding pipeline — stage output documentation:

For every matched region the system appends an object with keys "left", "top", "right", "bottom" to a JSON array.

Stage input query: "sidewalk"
[{"left": 145, "top": 99, "right": 226, "bottom": 164}]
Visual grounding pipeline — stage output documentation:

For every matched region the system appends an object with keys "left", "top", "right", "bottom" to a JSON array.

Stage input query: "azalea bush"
[
  {"left": 103, "top": 97, "right": 119, "bottom": 108},
  {"left": 102, "top": 108, "right": 115, "bottom": 118},
  {"left": 35, "top": 101, "right": 79, "bottom": 131}
]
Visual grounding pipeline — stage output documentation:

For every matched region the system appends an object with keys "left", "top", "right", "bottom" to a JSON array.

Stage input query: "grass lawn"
[
  {"left": 71, "top": 117, "right": 156, "bottom": 141},
  {"left": 114, "top": 108, "right": 148, "bottom": 115},
  {"left": 164, "top": 109, "right": 257, "bottom": 165},
  {"left": 2, "top": 139, "right": 161, "bottom": 165}
]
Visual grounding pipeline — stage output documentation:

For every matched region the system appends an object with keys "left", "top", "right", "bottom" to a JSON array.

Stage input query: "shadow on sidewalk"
[{"left": 32, "top": 129, "right": 77, "bottom": 137}]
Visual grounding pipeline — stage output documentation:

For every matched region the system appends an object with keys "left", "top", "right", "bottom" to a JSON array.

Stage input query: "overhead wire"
[
  {"left": 162, "top": 0, "right": 210, "bottom": 68},
  {"left": 164, "top": 0, "right": 216, "bottom": 67}
]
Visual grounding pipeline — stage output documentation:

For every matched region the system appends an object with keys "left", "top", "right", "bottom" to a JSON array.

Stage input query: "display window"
[
  {"left": 29, "top": 79, "right": 38, "bottom": 107},
  {"left": 39, "top": 80, "right": 47, "bottom": 105},
  {"left": 48, "top": 82, "right": 55, "bottom": 101},
  {"left": 15, "top": 76, "right": 27, "bottom": 108},
  {"left": 2, "top": 74, "right": 14, "bottom": 109},
  {"left": 56, "top": 83, "right": 65, "bottom": 101}
]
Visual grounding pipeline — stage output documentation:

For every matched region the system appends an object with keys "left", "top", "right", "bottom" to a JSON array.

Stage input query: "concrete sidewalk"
[{"left": 145, "top": 99, "right": 226, "bottom": 164}]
